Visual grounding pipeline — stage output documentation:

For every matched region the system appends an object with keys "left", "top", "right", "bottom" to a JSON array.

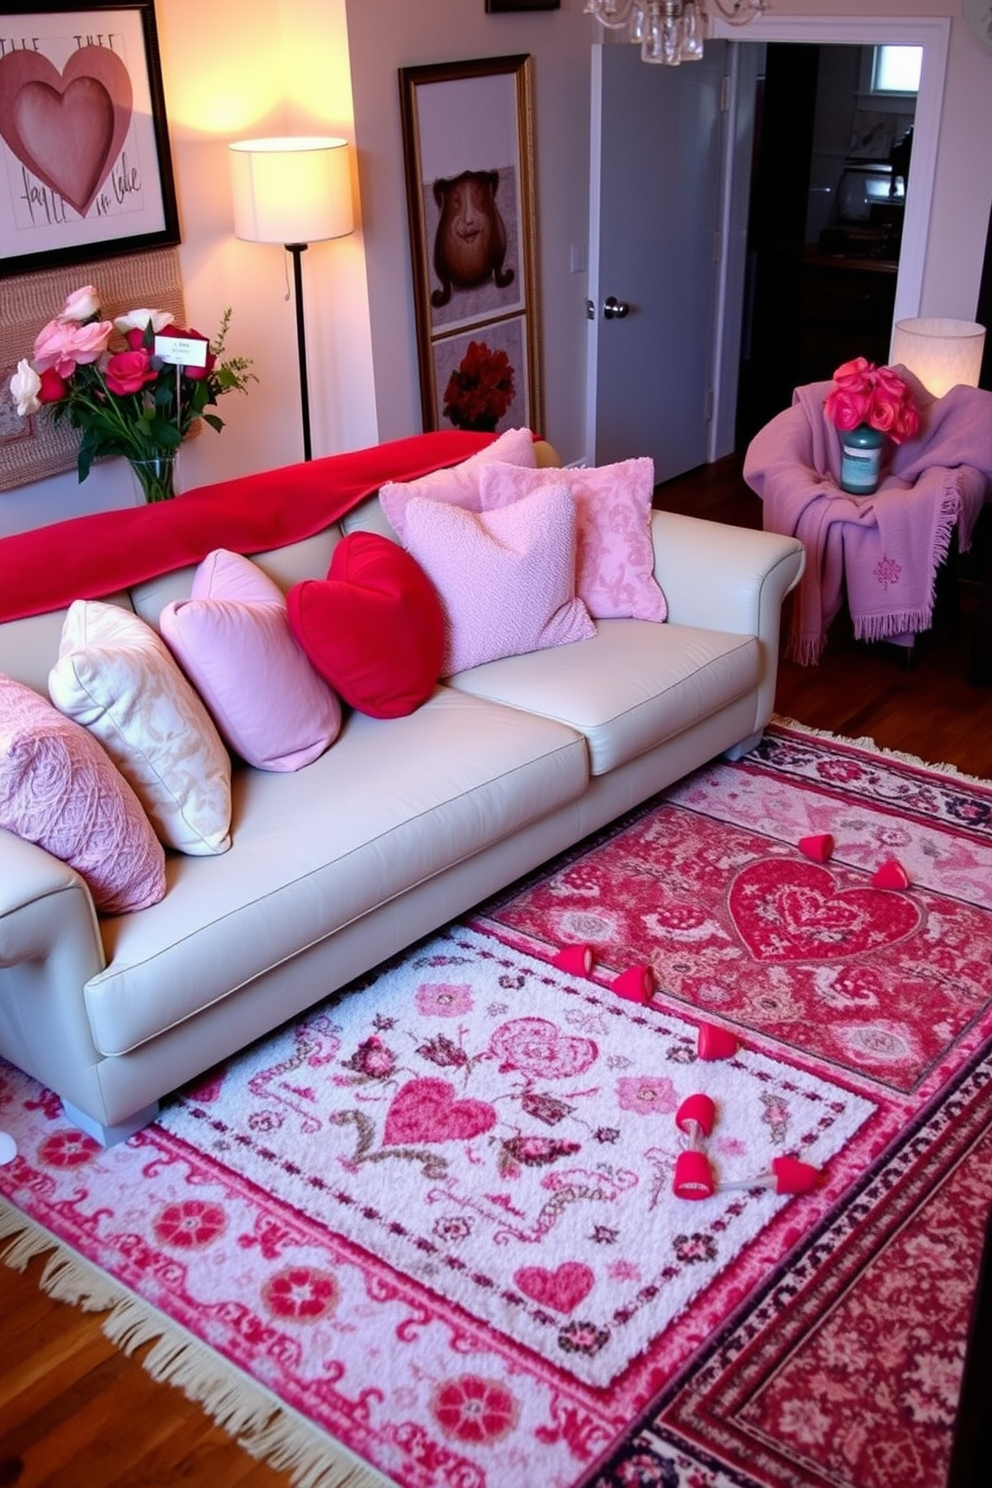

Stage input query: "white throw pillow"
[{"left": 49, "top": 601, "right": 232, "bottom": 856}]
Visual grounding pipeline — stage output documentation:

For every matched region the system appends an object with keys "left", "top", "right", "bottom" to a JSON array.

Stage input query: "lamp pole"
[{"left": 287, "top": 242, "right": 312, "bottom": 461}]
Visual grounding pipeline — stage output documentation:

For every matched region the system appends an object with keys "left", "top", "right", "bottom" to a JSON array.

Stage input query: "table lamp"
[
  {"left": 230, "top": 136, "right": 354, "bottom": 460},
  {"left": 890, "top": 317, "right": 986, "bottom": 398}
]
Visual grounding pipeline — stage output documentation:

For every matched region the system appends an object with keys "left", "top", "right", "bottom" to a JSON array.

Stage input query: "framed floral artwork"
[
  {"left": 0, "top": 0, "right": 180, "bottom": 276},
  {"left": 399, "top": 53, "right": 544, "bottom": 434}
]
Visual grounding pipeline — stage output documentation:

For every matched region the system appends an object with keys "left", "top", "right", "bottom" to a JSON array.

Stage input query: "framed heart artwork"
[{"left": 0, "top": 1, "right": 180, "bottom": 275}]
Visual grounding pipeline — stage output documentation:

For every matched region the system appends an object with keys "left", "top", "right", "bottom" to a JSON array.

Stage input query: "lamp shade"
[
  {"left": 890, "top": 317, "right": 986, "bottom": 398},
  {"left": 229, "top": 136, "right": 354, "bottom": 245}
]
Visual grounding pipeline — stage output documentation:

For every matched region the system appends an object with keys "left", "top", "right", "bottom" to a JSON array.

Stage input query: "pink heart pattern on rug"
[
  {"left": 383, "top": 1077, "right": 497, "bottom": 1146},
  {"left": 729, "top": 860, "right": 920, "bottom": 962},
  {"left": 514, "top": 1262, "right": 595, "bottom": 1314}
]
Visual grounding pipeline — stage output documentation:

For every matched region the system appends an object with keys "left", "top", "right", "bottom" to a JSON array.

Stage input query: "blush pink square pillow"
[
  {"left": 400, "top": 483, "right": 595, "bottom": 674},
  {"left": 379, "top": 426, "right": 537, "bottom": 540},
  {"left": 0, "top": 674, "right": 165, "bottom": 914},
  {"left": 478, "top": 458, "right": 667, "bottom": 621},
  {"left": 160, "top": 549, "right": 342, "bottom": 772}
]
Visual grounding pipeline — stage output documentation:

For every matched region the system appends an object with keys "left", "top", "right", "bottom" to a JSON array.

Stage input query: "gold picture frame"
[{"left": 399, "top": 54, "right": 544, "bottom": 435}]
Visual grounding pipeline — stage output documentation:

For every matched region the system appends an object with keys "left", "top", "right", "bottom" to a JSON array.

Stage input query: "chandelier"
[{"left": 584, "top": 1, "right": 766, "bottom": 67}]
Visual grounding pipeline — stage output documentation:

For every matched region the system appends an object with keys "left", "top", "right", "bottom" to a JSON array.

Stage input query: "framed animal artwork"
[
  {"left": 0, "top": 0, "right": 180, "bottom": 276},
  {"left": 399, "top": 54, "right": 544, "bottom": 435}
]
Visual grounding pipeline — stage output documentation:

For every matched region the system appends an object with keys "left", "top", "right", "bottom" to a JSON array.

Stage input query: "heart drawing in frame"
[{"left": 0, "top": 45, "right": 134, "bottom": 217}]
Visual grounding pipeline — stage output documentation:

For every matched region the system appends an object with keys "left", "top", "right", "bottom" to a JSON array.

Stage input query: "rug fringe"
[
  {"left": 770, "top": 714, "right": 992, "bottom": 787},
  {"left": 0, "top": 1196, "right": 397, "bottom": 1488}
]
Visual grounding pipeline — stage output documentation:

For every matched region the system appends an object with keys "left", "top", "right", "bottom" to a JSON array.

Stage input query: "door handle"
[{"left": 603, "top": 295, "right": 630, "bottom": 320}]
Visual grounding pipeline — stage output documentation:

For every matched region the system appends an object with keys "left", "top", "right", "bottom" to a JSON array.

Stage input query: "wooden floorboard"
[{"left": 2, "top": 455, "right": 989, "bottom": 1485}]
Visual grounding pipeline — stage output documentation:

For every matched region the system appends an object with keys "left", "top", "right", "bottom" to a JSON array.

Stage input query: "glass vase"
[
  {"left": 130, "top": 453, "right": 179, "bottom": 504},
  {"left": 839, "top": 424, "right": 885, "bottom": 496}
]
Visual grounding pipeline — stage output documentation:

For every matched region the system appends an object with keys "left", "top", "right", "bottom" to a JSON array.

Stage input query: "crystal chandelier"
[{"left": 584, "top": 1, "right": 766, "bottom": 67}]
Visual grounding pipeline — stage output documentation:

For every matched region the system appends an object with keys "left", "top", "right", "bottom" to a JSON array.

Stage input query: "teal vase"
[{"left": 839, "top": 424, "right": 885, "bottom": 495}]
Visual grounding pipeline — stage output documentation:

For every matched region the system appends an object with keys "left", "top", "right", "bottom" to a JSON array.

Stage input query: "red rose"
[
  {"left": 104, "top": 349, "right": 158, "bottom": 396},
  {"left": 37, "top": 367, "right": 68, "bottom": 403},
  {"left": 824, "top": 387, "right": 870, "bottom": 431},
  {"left": 157, "top": 325, "right": 216, "bottom": 380}
]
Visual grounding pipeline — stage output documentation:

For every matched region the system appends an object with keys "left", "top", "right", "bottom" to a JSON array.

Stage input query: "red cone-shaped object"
[
  {"left": 771, "top": 1156, "right": 822, "bottom": 1194},
  {"left": 799, "top": 832, "right": 835, "bottom": 863},
  {"left": 698, "top": 1022, "right": 739, "bottom": 1061},
  {"left": 552, "top": 943, "right": 594, "bottom": 977},
  {"left": 872, "top": 858, "right": 910, "bottom": 890},
  {"left": 611, "top": 964, "right": 654, "bottom": 1004},
  {"left": 673, "top": 1149, "right": 716, "bottom": 1200},
  {"left": 676, "top": 1093, "right": 716, "bottom": 1141}
]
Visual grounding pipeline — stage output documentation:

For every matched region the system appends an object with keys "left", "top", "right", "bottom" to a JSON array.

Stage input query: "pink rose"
[
  {"left": 832, "top": 356, "right": 873, "bottom": 391},
  {"left": 868, "top": 396, "right": 899, "bottom": 434},
  {"left": 893, "top": 404, "right": 921, "bottom": 442},
  {"left": 32, "top": 317, "right": 113, "bottom": 377},
  {"left": 825, "top": 386, "right": 871, "bottom": 430},
  {"left": 37, "top": 367, "right": 69, "bottom": 403},
  {"left": 104, "top": 349, "right": 158, "bottom": 396},
  {"left": 59, "top": 286, "right": 100, "bottom": 322}
]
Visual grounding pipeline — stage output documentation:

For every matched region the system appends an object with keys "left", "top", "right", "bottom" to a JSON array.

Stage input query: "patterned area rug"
[{"left": 2, "top": 722, "right": 992, "bottom": 1488}]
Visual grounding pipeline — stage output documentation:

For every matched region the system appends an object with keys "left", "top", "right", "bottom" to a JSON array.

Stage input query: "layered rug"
[{"left": 3, "top": 721, "right": 992, "bottom": 1488}]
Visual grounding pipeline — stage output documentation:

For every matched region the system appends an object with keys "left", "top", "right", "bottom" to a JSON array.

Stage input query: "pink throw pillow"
[
  {"left": 477, "top": 459, "right": 667, "bottom": 621},
  {"left": 0, "top": 674, "right": 165, "bottom": 914},
  {"left": 379, "top": 426, "right": 537, "bottom": 540},
  {"left": 160, "top": 549, "right": 342, "bottom": 772},
  {"left": 400, "top": 484, "right": 595, "bottom": 674}
]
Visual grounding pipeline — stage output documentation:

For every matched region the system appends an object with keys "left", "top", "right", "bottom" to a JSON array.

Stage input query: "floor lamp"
[{"left": 229, "top": 137, "right": 354, "bottom": 461}]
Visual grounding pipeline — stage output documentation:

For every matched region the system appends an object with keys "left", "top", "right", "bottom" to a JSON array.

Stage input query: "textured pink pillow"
[
  {"left": 379, "top": 426, "right": 538, "bottom": 540},
  {"left": 478, "top": 458, "right": 667, "bottom": 621},
  {"left": 400, "top": 484, "right": 595, "bottom": 674},
  {"left": 0, "top": 674, "right": 165, "bottom": 914},
  {"left": 160, "top": 549, "right": 342, "bottom": 772}
]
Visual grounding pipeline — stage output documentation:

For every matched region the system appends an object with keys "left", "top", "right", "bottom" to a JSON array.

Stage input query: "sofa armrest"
[
  {"left": 651, "top": 511, "right": 805, "bottom": 637},
  {"left": 0, "top": 827, "right": 108, "bottom": 1096},
  {"left": 651, "top": 511, "right": 805, "bottom": 737}
]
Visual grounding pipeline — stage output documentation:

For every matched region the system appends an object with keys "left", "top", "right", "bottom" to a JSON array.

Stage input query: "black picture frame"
[{"left": 0, "top": 0, "right": 180, "bottom": 276}]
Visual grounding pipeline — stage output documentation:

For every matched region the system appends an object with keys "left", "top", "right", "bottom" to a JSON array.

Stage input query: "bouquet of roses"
[
  {"left": 9, "top": 285, "right": 255, "bottom": 488},
  {"left": 442, "top": 339, "right": 515, "bottom": 431},
  {"left": 823, "top": 356, "right": 921, "bottom": 444}
]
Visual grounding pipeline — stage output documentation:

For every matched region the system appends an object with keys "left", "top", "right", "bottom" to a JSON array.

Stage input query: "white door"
[{"left": 586, "top": 42, "right": 728, "bottom": 482}]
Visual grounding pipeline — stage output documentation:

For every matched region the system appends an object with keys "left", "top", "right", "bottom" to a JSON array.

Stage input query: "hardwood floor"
[{"left": 2, "top": 456, "right": 990, "bottom": 1487}]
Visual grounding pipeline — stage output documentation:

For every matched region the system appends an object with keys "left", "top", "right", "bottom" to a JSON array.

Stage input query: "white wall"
[{"left": 2, "top": 0, "right": 991, "bottom": 534}]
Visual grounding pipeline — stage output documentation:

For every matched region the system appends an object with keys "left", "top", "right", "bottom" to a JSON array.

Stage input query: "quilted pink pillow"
[
  {"left": 379, "top": 426, "right": 538, "bottom": 540},
  {"left": 477, "top": 458, "right": 667, "bottom": 621},
  {"left": 0, "top": 674, "right": 165, "bottom": 914},
  {"left": 400, "top": 484, "right": 595, "bottom": 674},
  {"left": 160, "top": 549, "right": 342, "bottom": 771}
]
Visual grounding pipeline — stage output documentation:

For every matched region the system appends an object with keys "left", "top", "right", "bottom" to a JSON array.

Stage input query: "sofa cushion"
[
  {"left": 160, "top": 549, "right": 342, "bottom": 771},
  {"left": 81, "top": 689, "right": 589, "bottom": 1056},
  {"left": 477, "top": 459, "right": 667, "bottom": 622},
  {"left": 448, "top": 619, "right": 761, "bottom": 775},
  {"left": 48, "top": 601, "right": 232, "bottom": 855},
  {"left": 287, "top": 532, "right": 445, "bottom": 718},
  {"left": 0, "top": 674, "right": 165, "bottom": 913},
  {"left": 400, "top": 484, "right": 596, "bottom": 674},
  {"left": 378, "top": 425, "right": 538, "bottom": 538}
]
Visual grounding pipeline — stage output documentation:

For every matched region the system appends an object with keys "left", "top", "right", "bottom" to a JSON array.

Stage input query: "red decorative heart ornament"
[
  {"left": 514, "top": 1261, "right": 595, "bottom": 1313},
  {"left": 0, "top": 46, "right": 133, "bottom": 216},
  {"left": 383, "top": 1077, "right": 497, "bottom": 1146},
  {"left": 729, "top": 859, "right": 920, "bottom": 961}
]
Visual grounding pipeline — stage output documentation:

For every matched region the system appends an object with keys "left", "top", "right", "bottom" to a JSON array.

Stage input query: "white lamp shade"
[
  {"left": 229, "top": 136, "right": 354, "bottom": 245},
  {"left": 890, "top": 317, "right": 986, "bottom": 398}
]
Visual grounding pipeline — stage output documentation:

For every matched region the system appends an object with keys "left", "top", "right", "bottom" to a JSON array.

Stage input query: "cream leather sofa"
[{"left": 0, "top": 439, "right": 804, "bottom": 1144}]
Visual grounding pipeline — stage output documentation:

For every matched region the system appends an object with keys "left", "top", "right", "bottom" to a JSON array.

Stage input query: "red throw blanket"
[
  {"left": 744, "top": 372, "right": 992, "bottom": 664},
  {"left": 0, "top": 431, "right": 498, "bottom": 623}
]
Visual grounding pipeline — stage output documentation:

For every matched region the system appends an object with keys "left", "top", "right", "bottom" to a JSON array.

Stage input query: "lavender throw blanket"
[{"left": 744, "top": 369, "right": 992, "bottom": 663}]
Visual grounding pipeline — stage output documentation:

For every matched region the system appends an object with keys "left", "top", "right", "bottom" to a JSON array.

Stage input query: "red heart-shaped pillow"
[{"left": 287, "top": 533, "right": 444, "bottom": 718}]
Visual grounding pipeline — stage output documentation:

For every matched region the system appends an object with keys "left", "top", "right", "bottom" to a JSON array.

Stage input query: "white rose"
[
  {"left": 9, "top": 359, "right": 41, "bottom": 417},
  {"left": 114, "top": 307, "right": 174, "bottom": 335},
  {"left": 60, "top": 286, "right": 101, "bottom": 321}
]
